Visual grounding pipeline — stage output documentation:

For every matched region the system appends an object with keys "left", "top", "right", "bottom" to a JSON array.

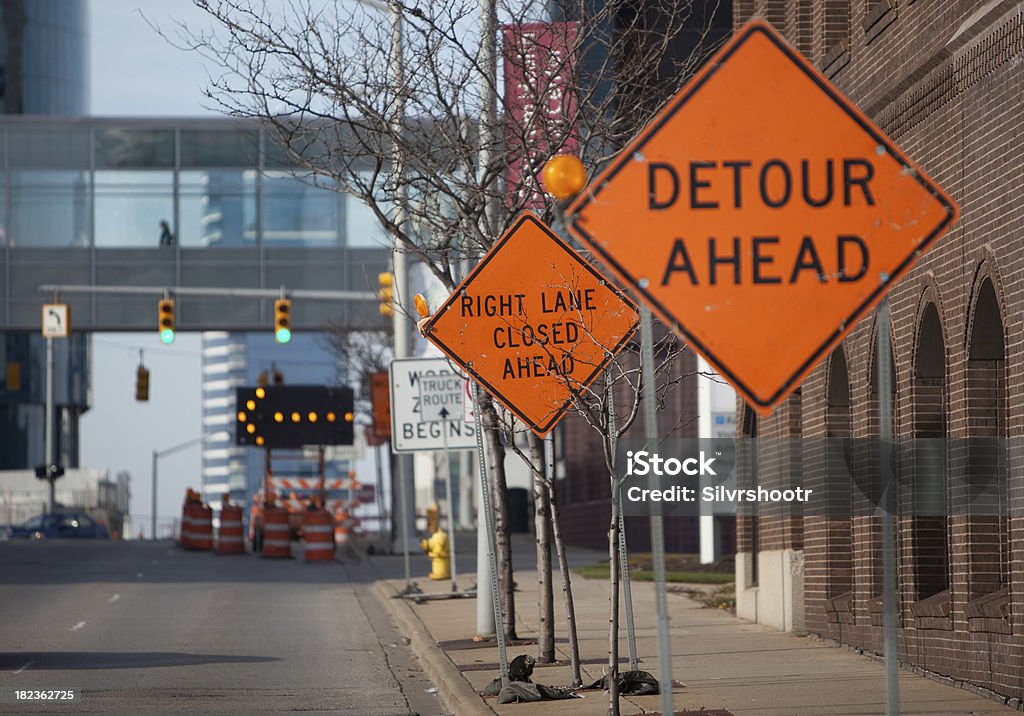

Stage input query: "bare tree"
[{"left": 171, "top": 0, "right": 725, "bottom": 672}]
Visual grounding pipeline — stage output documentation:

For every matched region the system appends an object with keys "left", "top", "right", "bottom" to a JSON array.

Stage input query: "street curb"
[{"left": 373, "top": 580, "right": 496, "bottom": 716}]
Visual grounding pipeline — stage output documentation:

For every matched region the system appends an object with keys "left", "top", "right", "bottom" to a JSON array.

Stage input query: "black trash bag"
[
  {"left": 535, "top": 683, "right": 577, "bottom": 700},
  {"left": 481, "top": 654, "right": 536, "bottom": 696},
  {"left": 496, "top": 682, "right": 578, "bottom": 704},
  {"left": 584, "top": 669, "right": 660, "bottom": 696},
  {"left": 509, "top": 654, "right": 536, "bottom": 681},
  {"left": 497, "top": 683, "right": 543, "bottom": 704}
]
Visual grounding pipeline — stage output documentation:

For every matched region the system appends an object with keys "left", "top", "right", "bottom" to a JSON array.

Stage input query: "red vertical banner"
[
  {"left": 369, "top": 371, "right": 391, "bottom": 442},
  {"left": 502, "top": 21, "right": 579, "bottom": 210}
]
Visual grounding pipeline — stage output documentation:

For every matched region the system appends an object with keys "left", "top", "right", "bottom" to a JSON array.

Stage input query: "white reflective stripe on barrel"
[
  {"left": 263, "top": 539, "right": 290, "bottom": 548},
  {"left": 303, "top": 525, "right": 333, "bottom": 534},
  {"left": 220, "top": 520, "right": 243, "bottom": 529}
]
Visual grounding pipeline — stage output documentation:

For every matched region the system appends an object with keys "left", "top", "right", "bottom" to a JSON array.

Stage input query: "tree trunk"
[
  {"left": 547, "top": 472, "right": 581, "bottom": 686},
  {"left": 528, "top": 433, "right": 554, "bottom": 663},
  {"left": 608, "top": 488, "right": 620, "bottom": 716},
  {"left": 479, "top": 391, "right": 517, "bottom": 641}
]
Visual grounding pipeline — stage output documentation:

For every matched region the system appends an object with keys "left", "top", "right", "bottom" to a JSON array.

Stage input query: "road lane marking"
[
  {"left": 108, "top": 594, "right": 120, "bottom": 603},
  {"left": 70, "top": 621, "right": 86, "bottom": 632},
  {"left": 14, "top": 661, "right": 33, "bottom": 673}
]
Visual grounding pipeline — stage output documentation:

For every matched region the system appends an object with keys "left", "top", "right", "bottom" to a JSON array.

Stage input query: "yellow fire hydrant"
[{"left": 420, "top": 529, "right": 450, "bottom": 580}]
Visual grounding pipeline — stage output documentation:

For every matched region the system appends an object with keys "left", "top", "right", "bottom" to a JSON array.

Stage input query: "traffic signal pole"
[{"left": 152, "top": 433, "right": 223, "bottom": 540}]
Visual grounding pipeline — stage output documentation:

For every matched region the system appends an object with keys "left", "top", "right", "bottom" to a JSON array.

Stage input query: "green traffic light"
[
  {"left": 275, "top": 328, "right": 292, "bottom": 344},
  {"left": 160, "top": 328, "right": 175, "bottom": 345}
]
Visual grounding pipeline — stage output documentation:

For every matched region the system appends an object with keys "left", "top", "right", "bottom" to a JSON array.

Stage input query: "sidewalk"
[{"left": 364, "top": 537, "right": 1017, "bottom": 715}]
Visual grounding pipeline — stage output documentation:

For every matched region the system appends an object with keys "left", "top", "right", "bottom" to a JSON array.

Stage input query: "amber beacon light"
[{"left": 542, "top": 155, "right": 587, "bottom": 200}]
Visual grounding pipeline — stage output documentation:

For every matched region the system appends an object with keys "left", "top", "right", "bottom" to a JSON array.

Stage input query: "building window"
[
  {"left": 9, "top": 170, "right": 91, "bottom": 247},
  {"left": 261, "top": 171, "right": 341, "bottom": 247},
  {"left": 179, "top": 170, "right": 257, "bottom": 248},
  {"left": 94, "top": 170, "right": 175, "bottom": 248},
  {"left": 825, "top": 347, "right": 852, "bottom": 601},
  {"left": 910, "top": 303, "right": 949, "bottom": 602},
  {"left": 964, "top": 278, "right": 1008, "bottom": 601}
]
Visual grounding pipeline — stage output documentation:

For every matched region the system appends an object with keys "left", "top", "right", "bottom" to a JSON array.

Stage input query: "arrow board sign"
[
  {"left": 418, "top": 373, "right": 466, "bottom": 424},
  {"left": 390, "top": 356, "right": 477, "bottom": 453}
]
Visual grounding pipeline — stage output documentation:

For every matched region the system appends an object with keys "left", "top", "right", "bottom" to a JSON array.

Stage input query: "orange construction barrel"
[
  {"left": 261, "top": 507, "right": 291, "bottom": 558},
  {"left": 217, "top": 504, "right": 245, "bottom": 554},
  {"left": 334, "top": 508, "right": 350, "bottom": 545},
  {"left": 302, "top": 509, "right": 335, "bottom": 562},
  {"left": 180, "top": 502, "right": 194, "bottom": 549},
  {"left": 185, "top": 504, "right": 213, "bottom": 551}
]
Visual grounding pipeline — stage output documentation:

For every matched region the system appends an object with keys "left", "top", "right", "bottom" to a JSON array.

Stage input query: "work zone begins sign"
[
  {"left": 424, "top": 212, "right": 638, "bottom": 436},
  {"left": 390, "top": 356, "right": 477, "bottom": 453},
  {"left": 567, "top": 20, "right": 958, "bottom": 414}
]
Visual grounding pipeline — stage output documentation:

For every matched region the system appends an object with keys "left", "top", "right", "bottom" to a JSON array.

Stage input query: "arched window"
[
  {"left": 825, "top": 347, "right": 852, "bottom": 601},
  {"left": 911, "top": 303, "right": 949, "bottom": 601},
  {"left": 963, "top": 278, "right": 1008, "bottom": 600}
]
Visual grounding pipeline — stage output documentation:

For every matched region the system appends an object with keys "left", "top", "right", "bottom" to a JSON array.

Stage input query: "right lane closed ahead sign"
[{"left": 567, "top": 20, "right": 958, "bottom": 415}]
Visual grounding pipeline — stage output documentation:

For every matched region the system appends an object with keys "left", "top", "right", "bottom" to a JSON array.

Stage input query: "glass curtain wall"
[
  {"left": 0, "top": 121, "right": 395, "bottom": 249},
  {"left": 7, "top": 126, "right": 91, "bottom": 247}
]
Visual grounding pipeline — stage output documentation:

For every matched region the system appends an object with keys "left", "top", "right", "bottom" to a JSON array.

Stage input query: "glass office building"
[
  {"left": 0, "top": 0, "right": 88, "bottom": 115},
  {"left": 0, "top": 1, "right": 90, "bottom": 470}
]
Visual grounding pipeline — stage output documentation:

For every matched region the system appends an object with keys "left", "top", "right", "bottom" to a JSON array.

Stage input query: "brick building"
[{"left": 733, "top": 0, "right": 1024, "bottom": 702}]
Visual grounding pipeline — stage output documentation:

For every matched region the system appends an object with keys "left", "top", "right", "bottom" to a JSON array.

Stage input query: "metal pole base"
[
  {"left": 394, "top": 582, "right": 424, "bottom": 598},
  {"left": 407, "top": 590, "right": 476, "bottom": 604}
]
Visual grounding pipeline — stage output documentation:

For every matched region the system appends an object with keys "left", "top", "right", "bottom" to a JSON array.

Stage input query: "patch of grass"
[{"left": 574, "top": 561, "right": 736, "bottom": 584}]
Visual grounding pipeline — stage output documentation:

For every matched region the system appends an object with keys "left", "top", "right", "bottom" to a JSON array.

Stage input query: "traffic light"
[
  {"left": 158, "top": 299, "right": 175, "bottom": 344},
  {"left": 378, "top": 272, "right": 394, "bottom": 317},
  {"left": 274, "top": 299, "right": 292, "bottom": 344},
  {"left": 135, "top": 365, "right": 150, "bottom": 401}
]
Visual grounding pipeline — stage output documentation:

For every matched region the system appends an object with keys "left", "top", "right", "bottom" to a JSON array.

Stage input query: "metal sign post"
[
  {"left": 878, "top": 297, "right": 900, "bottom": 715},
  {"left": 641, "top": 305, "right": 673, "bottom": 714},
  {"left": 417, "top": 371, "right": 465, "bottom": 592},
  {"left": 45, "top": 334, "right": 54, "bottom": 514},
  {"left": 472, "top": 382, "right": 509, "bottom": 687},
  {"left": 41, "top": 302, "right": 69, "bottom": 515}
]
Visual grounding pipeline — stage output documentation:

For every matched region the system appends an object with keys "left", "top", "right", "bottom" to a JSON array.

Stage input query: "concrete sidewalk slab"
[{"left": 367, "top": 537, "right": 1016, "bottom": 715}]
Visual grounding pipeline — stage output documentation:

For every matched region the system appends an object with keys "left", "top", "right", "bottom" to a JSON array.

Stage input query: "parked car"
[{"left": 8, "top": 511, "right": 110, "bottom": 540}]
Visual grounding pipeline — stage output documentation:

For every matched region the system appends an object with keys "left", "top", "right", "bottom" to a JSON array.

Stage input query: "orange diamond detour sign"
[
  {"left": 423, "top": 212, "right": 638, "bottom": 436},
  {"left": 566, "top": 20, "right": 958, "bottom": 415}
]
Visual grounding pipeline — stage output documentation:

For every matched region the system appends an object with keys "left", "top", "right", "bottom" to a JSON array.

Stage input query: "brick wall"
[{"left": 739, "top": 0, "right": 1024, "bottom": 702}]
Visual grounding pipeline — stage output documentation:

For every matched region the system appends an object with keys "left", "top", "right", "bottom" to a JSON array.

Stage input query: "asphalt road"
[{"left": 0, "top": 540, "right": 446, "bottom": 715}]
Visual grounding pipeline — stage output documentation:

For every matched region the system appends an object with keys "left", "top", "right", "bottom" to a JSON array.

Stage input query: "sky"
[
  {"left": 81, "top": 0, "right": 234, "bottom": 536},
  {"left": 89, "top": 0, "right": 220, "bottom": 117}
]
